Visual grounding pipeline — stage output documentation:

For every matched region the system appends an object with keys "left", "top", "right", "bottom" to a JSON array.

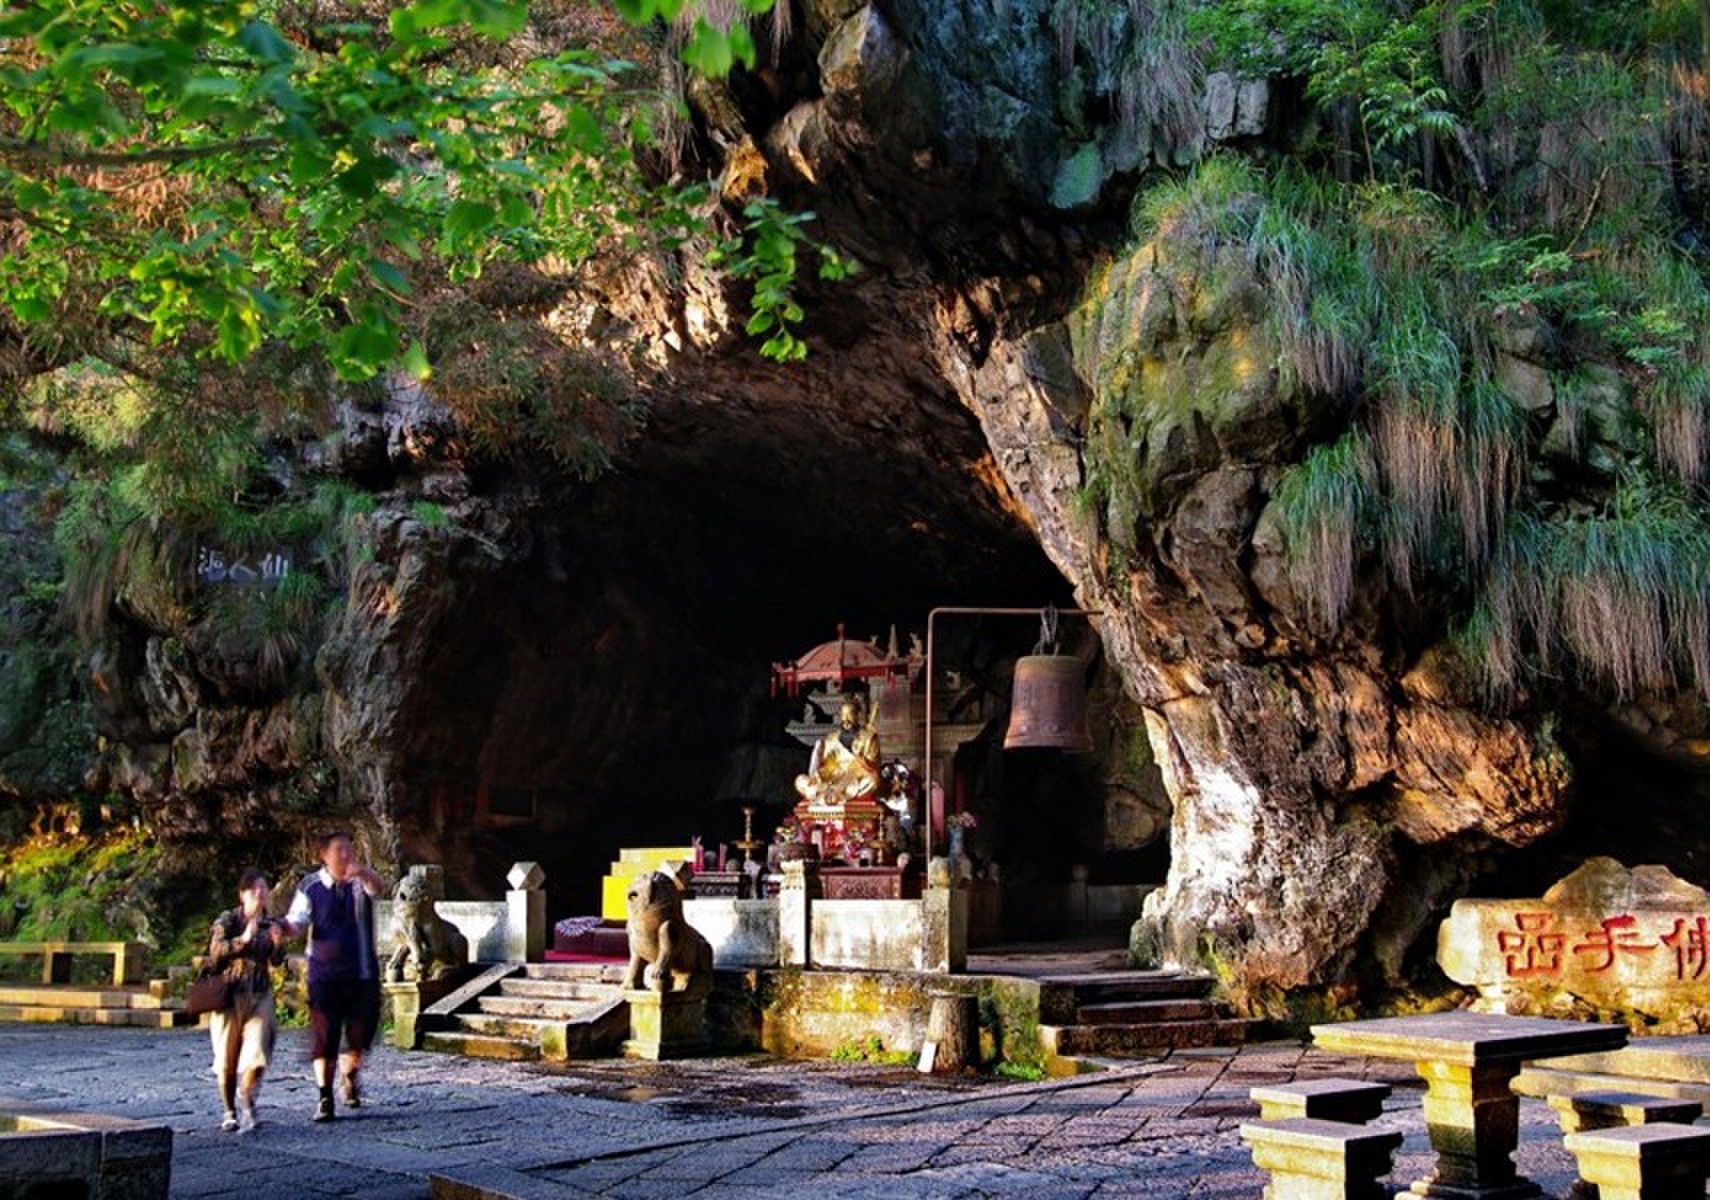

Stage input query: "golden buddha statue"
[{"left": 795, "top": 693, "right": 882, "bottom": 810}]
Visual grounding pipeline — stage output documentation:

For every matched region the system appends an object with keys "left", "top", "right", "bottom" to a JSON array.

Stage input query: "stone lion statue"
[
  {"left": 386, "top": 866, "right": 467, "bottom": 983},
  {"left": 624, "top": 869, "right": 713, "bottom": 995}
]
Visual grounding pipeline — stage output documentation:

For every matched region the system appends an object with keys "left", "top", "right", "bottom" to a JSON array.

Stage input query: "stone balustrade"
[
  {"left": 373, "top": 861, "right": 547, "bottom": 965},
  {"left": 683, "top": 858, "right": 967, "bottom": 973}
]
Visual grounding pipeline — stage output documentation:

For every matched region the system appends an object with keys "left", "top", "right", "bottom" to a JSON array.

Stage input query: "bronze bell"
[{"left": 1004, "top": 654, "right": 1093, "bottom": 752}]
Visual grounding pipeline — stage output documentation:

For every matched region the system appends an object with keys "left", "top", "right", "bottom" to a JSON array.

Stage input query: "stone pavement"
[{"left": 0, "top": 1023, "right": 1592, "bottom": 1198}]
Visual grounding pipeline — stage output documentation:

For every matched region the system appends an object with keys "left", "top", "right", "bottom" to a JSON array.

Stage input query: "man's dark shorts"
[{"left": 308, "top": 978, "right": 380, "bottom": 1060}]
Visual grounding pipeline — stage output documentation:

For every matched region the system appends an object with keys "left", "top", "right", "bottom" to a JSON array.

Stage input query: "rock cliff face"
[
  {"left": 10, "top": 2, "right": 1710, "bottom": 1003},
  {"left": 701, "top": 0, "right": 1710, "bottom": 1006}
]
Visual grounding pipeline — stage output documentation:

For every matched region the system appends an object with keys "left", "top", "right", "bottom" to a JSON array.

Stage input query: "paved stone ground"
[{"left": 0, "top": 1023, "right": 1590, "bottom": 1198}]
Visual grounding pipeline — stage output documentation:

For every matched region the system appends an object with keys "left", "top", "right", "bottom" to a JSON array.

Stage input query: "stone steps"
[
  {"left": 1042, "top": 971, "right": 1215, "bottom": 1001},
  {"left": 0, "top": 985, "right": 169, "bottom": 1010},
  {"left": 498, "top": 978, "right": 618, "bottom": 1002},
  {"left": 1033, "top": 970, "right": 1252, "bottom": 1064},
  {"left": 519, "top": 962, "right": 625, "bottom": 983},
  {"left": 1076, "top": 998, "right": 1218, "bottom": 1024},
  {"left": 455, "top": 1013, "right": 574, "bottom": 1041},
  {"left": 0, "top": 984, "right": 194, "bottom": 1029},
  {"left": 478, "top": 994, "right": 604, "bottom": 1020},
  {"left": 1042, "top": 1018, "right": 1258, "bottom": 1057},
  {"left": 420, "top": 966, "right": 628, "bottom": 1063},
  {"left": 0, "top": 1003, "right": 190, "bottom": 1028},
  {"left": 421, "top": 1031, "right": 542, "bottom": 1061}
]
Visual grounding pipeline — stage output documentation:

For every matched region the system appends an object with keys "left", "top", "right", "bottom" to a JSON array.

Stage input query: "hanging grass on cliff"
[{"left": 1082, "top": 0, "right": 1710, "bottom": 706}]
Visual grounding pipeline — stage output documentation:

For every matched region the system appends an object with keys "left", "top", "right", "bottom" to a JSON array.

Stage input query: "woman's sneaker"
[
  {"left": 341, "top": 1072, "right": 362, "bottom": 1109},
  {"left": 238, "top": 1102, "right": 258, "bottom": 1133},
  {"left": 220, "top": 1111, "right": 238, "bottom": 1133},
  {"left": 313, "top": 1096, "right": 335, "bottom": 1123}
]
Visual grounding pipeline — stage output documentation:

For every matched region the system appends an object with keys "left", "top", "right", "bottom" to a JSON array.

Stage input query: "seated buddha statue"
[{"left": 795, "top": 693, "right": 881, "bottom": 810}]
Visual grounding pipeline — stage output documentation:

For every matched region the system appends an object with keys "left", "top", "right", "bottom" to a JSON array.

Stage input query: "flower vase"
[{"left": 948, "top": 824, "right": 966, "bottom": 860}]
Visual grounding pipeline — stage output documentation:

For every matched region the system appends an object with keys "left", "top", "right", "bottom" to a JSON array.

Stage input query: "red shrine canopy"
[{"left": 771, "top": 624, "right": 914, "bottom": 696}]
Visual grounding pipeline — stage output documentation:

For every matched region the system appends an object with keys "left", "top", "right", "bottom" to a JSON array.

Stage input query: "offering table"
[{"left": 1311, "top": 1011, "right": 1626, "bottom": 1198}]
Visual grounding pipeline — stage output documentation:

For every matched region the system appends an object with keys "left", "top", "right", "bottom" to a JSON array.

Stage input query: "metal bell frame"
[{"left": 921, "top": 605, "right": 1099, "bottom": 862}]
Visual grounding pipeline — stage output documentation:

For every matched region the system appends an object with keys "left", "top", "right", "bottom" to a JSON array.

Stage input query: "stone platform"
[{"left": 0, "top": 1021, "right": 1602, "bottom": 1198}]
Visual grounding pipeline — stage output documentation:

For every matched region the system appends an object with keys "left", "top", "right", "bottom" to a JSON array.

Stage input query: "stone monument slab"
[{"left": 1439, "top": 858, "right": 1710, "bottom": 1025}]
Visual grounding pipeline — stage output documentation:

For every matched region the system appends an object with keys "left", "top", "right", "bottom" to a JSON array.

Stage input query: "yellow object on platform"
[{"left": 600, "top": 846, "right": 695, "bottom": 920}]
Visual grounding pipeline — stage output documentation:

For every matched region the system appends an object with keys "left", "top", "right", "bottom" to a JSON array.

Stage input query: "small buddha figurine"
[{"left": 795, "top": 693, "right": 881, "bottom": 809}]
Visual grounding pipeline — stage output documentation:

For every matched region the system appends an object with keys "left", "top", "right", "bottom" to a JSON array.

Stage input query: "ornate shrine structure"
[{"left": 772, "top": 625, "right": 992, "bottom": 887}]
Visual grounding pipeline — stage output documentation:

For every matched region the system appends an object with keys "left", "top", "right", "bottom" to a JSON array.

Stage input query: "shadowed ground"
[{"left": 0, "top": 1024, "right": 1589, "bottom": 1197}]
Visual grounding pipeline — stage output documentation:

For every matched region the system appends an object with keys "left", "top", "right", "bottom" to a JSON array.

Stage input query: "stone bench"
[
  {"left": 1562, "top": 1124, "right": 1710, "bottom": 1200},
  {"left": 0, "top": 940, "right": 148, "bottom": 985},
  {"left": 1240, "top": 1117, "right": 1403, "bottom": 1200},
  {"left": 1548, "top": 1089, "right": 1702, "bottom": 1135},
  {"left": 0, "top": 1101, "right": 171, "bottom": 1199},
  {"left": 1249, "top": 1077, "right": 1389, "bottom": 1123}
]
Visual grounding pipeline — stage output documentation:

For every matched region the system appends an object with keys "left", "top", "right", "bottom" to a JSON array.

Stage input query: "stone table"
[{"left": 1311, "top": 1011, "right": 1626, "bottom": 1199}]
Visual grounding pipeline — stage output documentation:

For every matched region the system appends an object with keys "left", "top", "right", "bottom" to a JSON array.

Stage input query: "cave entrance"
[{"left": 389, "top": 375, "right": 1170, "bottom": 954}]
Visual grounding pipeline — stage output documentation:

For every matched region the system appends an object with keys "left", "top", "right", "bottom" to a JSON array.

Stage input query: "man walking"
[{"left": 283, "top": 832, "right": 384, "bottom": 1122}]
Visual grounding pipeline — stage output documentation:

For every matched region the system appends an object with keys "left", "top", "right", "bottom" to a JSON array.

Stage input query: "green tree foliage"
[
  {"left": 0, "top": 0, "right": 795, "bottom": 396},
  {"left": 4, "top": 1, "right": 657, "bottom": 384}
]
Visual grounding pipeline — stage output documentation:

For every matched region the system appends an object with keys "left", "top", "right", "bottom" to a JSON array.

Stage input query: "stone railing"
[
  {"left": 684, "top": 860, "right": 968, "bottom": 974},
  {"left": 373, "top": 861, "right": 547, "bottom": 964}
]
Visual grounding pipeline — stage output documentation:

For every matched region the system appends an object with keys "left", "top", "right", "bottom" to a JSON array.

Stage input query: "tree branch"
[{"left": 0, "top": 135, "right": 283, "bottom": 168}]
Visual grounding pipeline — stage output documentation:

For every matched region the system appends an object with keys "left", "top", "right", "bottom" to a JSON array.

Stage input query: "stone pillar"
[
  {"left": 623, "top": 989, "right": 709, "bottom": 1060},
  {"left": 505, "top": 862, "right": 546, "bottom": 963},
  {"left": 778, "top": 860, "right": 818, "bottom": 968},
  {"left": 382, "top": 977, "right": 462, "bottom": 1049},
  {"left": 922, "top": 857, "right": 968, "bottom": 973},
  {"left": 1413, "top": 1058, "right": 1527, "bottom": 1195}
]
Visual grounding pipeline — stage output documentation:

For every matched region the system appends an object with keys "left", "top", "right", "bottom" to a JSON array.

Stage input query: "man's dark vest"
[{"left": 300, "top": 876, "right": 376, "bottom": 983}]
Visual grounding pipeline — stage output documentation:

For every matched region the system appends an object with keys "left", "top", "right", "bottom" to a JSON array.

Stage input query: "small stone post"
[
  {"left": 918, "top": 991, "right": 979, "bottom": 1074},
  {"left": 506, "top": 862, "right": 546, "bottom": 963},
  {"left": 778, "top": 860, "right": 818, "bottom": 968},
  {"left": 922, "top": 857, "right": 968, "bottom": 973}
]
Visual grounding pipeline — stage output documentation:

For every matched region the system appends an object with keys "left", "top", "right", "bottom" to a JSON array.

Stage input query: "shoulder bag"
[{"left": 184, "top": 968, "right": 232, "bottom": 1017}]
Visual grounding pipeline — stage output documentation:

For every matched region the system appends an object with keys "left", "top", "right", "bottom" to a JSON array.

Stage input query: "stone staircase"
[
  {"left": 1036, "top": 971, "right": 1257, "bottom": 1060},
  {"left": 421, "top": 962, "right": 629, "bottom": 1062},
  {"left": 0, "top": 983, "right": 193, "bottom": 1028}
]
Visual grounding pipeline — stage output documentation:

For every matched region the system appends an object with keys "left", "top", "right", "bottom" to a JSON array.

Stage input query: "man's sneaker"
[
  {"left": 313, "top": 1096, "right": 335, "bottom": 1123},
  {"left": 220, "top": 1111, "right": 239, "bottom": 1133},
  {"left": 341, "top": 1072, "right": 362, "bottom": 1109}
]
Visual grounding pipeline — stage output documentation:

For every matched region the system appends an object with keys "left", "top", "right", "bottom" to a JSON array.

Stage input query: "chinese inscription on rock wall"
[
  {"left": 1438, "top": 857, "right": 1710, "bottom": 1020},
  {"left": 1495, "top": 911, "right": 1710, "bottom": 981},
  {"left": 196, "top": 546, "right": 292, "bottom": 586}
]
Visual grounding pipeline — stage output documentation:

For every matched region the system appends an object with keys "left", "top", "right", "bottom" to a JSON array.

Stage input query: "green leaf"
[
  {"left": 401, "top": 338, "right": 433, "bottom": 381},
  {"left": 333, "top": 309, "right": 399, "bottom": 374},
  {"left": 68, "top": 44, "right": 166, "bottom": 70},
  {"left": 681, "top": 21, "right": 735, "bottom": 77},
  {"left": 613, "top": 0, "right": 687, "bottom": 21},
  {"left": 182, "top": 75, "right": 244, "bottom": 100},
  {"left": 444, "top": 199, "right": 496, "bottom": 240},
  {"left": 216, "top": 303, "right": 262, "bottom": 361},
  {"left": 465, "top": 0, "right": 529, "bottom": 37},
  {"left": 368, "top": 259, "right": 411, "bottom": 295},
  {"left": 8, "top": 295, "right": 51, "bottom": 323},
  {"left": 562, "top": 103, "right": 604, "bottom": 153},
  {"left": 237, "top": 21, "right": 293, "bottom": 64}
]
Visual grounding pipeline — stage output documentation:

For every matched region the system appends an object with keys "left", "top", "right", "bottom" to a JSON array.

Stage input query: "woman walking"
[{"left": 207, "top": 869, "right": 285, "bottom": 1131}]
